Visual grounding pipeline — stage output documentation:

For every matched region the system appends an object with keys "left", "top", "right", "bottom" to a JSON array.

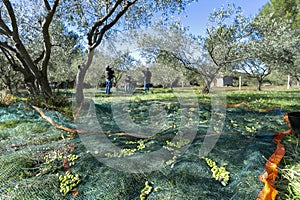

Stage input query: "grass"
[
  {"left": 93, "top": 86, "right": 300, "bottom": 112},
  {"left": 224, "top": 87, "right": 300, "bottom": 111}
]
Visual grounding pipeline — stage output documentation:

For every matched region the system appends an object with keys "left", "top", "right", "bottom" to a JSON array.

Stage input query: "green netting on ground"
[{"left": 0, "top": 100, "right": 289, "bottom": 200}]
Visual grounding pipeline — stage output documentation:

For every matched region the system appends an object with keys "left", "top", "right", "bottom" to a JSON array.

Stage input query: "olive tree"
[
  {"left": 62, "top": 0, "right": 196, "bottom": 105},
  {"left": 260, "top": 0, "right": 300, "bottom": 83},
  {"left": 1, "top": 0, "right": 193, "bottom": 102},
  {"left": 202, "top": 3, "right": 251, "bottom": 92},
  {"left": 0, "top": 0, "right": 61, "bottom": 97},
  {"left": 260, "top": 0, "right": 299, "bottom": 35},
  {"left": 202, "top": 2, "right": 299, "bottom": 91},
  {"left": 136, "top": 6, "right": 246, "bottom": 93},
  {"left": 232, "top": 14, "right": 299, "bottom": 90},
  {"left": 140, "top": 3, "right": 258, "bottom": 93}
]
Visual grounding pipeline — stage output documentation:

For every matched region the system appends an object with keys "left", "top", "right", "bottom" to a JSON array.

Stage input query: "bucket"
[{"left": 288, "top": 112, "right": 300, "bottom": 137}]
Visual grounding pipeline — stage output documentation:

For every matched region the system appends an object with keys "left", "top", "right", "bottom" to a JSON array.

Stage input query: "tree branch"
[
  {"left": 43, "top": 0, "right": 51, "bottom": 11},
  {"left": 89, "top": 0, "right": 137, "bottom": 49},
  {"left": 0, "top": 46, "right": 26, "bottom": 74},
  {"left": 32, "top": 105, "right": 230, "bottom": 140},
  {"left": 34, "top": 51, "right": 45, "bottom": 64},
  {"left": 3, "top": 0, "right": 19, "bottom": 38},
  {"left": 87, "top": 0, "right": 123, "bottom": 44},
  {"left": 41, "top": 0, "right": 60, "bottom": 73}
]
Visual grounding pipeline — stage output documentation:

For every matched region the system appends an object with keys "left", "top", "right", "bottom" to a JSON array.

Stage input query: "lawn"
[{"left": 0, "top": 87, "right": 299, "bottom": 199}]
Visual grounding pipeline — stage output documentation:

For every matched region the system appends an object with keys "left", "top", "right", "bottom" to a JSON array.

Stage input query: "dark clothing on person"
[
  {"left": 105, "top": 66, "right": 115, "bottom": 80},
  {"left": 142, "top": 69, "right": 152, "bottom": 93},
  {"left": 144, "top": 82, "right": 150, "bottom": 92},
  {"left": 125, "top": 75, "right": 132, "bottom": 92},
  {"left": 143, "top": 69, "right": 152, "bottom": 83},
  {"left": 105, "top": 66, "right": 114, "bottom": 94}
]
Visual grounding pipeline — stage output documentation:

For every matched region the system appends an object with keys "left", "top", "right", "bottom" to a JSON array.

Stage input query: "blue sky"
[{"left": 180, "top": 0, "right": 270, "bottom": 36}]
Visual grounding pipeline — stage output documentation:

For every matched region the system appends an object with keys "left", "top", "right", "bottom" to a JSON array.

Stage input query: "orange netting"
[
  {"left": 256, "top": 116, "right": 292, "bottom": 200},
  {"left": 225, "top": 102, "right": 279, "bottom": 113},
  {"left": 226, "top": 102, "right": 290, "bottom": 200}
]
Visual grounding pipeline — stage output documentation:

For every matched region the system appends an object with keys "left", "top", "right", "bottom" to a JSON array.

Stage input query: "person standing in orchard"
[
  {"left": 142, "top": 68, "right": 152, "bottom": 93},
  {"left": 105, "top": 65, "right": 114, "bottom": 94},
  {"left": 124, "top": 74, "right": 132, "bottom": 93}
]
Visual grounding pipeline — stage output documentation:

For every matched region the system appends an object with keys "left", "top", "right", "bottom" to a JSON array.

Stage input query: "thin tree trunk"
[
  {"left": 202, "top": 84, "right": 210, "bottom": 94},
  {"left": 257, "top": 78, "right": 263, "bottom": 91},
  {"left": 202, "top": 78, "right": 213, "bottom": 94},
  {"left": 75, "top": 66, "right": 85, "bottom": 105},
  {"left": 74, "top": 49, "right": 94, "bottom": 105},
  {"left": 296, "top": 76, "right": 300, "bottom": 84},
  {"left": 287, "top": 75, "right": 291, "bottom": 89}
]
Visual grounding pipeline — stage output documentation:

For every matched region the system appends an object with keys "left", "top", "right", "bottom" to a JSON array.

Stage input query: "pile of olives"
[
  {"left": 203, "top": 157, "right": 230, "bottom": 186},
  {"left": 59, "top": 171, "right": 81, "bottom": 195}
]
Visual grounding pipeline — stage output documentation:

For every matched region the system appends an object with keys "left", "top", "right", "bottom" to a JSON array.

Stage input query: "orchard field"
[
  {"left": 0, "top": 0, "right": 299, "bottom": 199},
  {"left": 0, "top": 87, "right": 299, "bottom": 199}
]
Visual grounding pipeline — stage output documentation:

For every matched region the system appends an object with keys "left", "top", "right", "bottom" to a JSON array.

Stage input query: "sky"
[{"left": 179, "top": 0, "right": 270, "bottom": 36}]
